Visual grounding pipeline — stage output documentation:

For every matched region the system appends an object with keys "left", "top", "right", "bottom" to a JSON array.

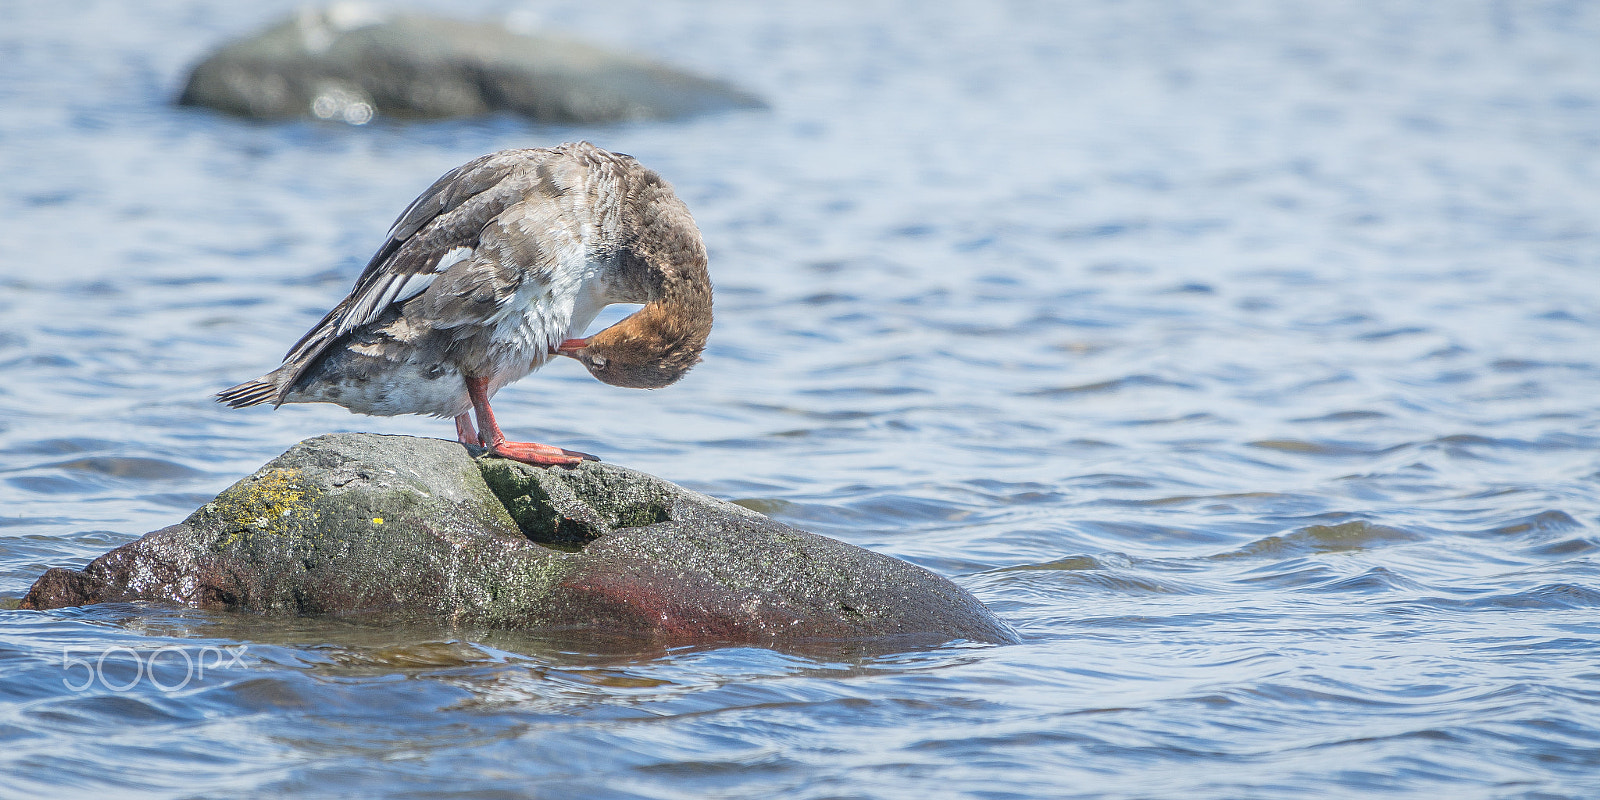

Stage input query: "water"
[{"left": 3, "top": 0, "right": 1600, "bottom": 797}]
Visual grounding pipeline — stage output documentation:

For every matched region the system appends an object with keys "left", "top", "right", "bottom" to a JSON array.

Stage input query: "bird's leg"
[
  {"left": 463, "top": 375, "right": 598, "bottom": 466},
  {"left": 454, "top": 413, "right": 480, "bottom": 448}
]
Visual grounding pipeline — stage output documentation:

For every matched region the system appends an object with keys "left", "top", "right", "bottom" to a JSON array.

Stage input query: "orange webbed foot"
[{"left": 487, "top": 440, "right": 599, "bottom": 467}]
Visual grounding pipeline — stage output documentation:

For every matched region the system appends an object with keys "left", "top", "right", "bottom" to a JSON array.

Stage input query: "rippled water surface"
[{"left": 4, "top": 1, "right": 1600, "bottom": 797}]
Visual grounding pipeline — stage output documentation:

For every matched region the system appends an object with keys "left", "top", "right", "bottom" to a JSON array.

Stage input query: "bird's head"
[
  {"left": 556, "top": 161, "right": 713, "bottom": 389},
  {"left": 555, "top": 301, "right": 710, "bottom": 389}
]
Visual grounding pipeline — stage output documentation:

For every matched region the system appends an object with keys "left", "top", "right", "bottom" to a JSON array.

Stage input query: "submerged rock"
[
  {"left": 21, "top": 434, "right": 1016, "bottom": 649},
  {"left": 177, "top": 4, "right": 767, "bottom": 124}
]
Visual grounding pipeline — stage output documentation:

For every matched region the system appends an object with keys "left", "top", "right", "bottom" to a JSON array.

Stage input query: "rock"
[
  {"left": 21, "top": 434, "right": 1017, "bottom": 650},
  {"left": 176, "top": 4, "right": 767, "bottom": 124}
]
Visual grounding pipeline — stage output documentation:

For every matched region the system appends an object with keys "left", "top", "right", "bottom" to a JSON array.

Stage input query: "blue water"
[{"left": 3, "top": 1, "right": 1600, "bottom": 797}]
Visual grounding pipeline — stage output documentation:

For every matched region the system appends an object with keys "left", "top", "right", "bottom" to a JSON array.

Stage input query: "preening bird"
[{"left": 218, "top": 142, "right": 713, "bottom": 466}]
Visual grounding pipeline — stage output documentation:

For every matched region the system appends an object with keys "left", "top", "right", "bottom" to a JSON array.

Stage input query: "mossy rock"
[{"left": 20, "top": 434, "right": 1017, "bottom": 650}]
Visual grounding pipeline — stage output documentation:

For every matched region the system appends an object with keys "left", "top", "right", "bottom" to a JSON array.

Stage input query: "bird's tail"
[{"left": 216, "top": 378, "right": 279, "bottom": 408}]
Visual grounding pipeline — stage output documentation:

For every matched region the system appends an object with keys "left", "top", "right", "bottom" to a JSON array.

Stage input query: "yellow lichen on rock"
[{"left": 201, "top": 467, "right": 321, "bottom": 545}]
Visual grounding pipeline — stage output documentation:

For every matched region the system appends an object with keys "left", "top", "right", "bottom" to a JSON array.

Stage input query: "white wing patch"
[
  {"left": 435, "top": 246, "right": 474, "bottom": 273},
  {"left": 338, "top": 246, "right": 477, "bottom": 336},
  {"left": 392, "top": 271, "right": 437, "bottom": 303},
  {"left": 395, "top": 246, "right": 473, "bottom": 302}
]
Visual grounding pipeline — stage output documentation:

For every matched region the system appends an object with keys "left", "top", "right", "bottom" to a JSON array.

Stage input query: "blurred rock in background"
[{"left": 177, "top": 3, "right": 767, "bottom": 124}]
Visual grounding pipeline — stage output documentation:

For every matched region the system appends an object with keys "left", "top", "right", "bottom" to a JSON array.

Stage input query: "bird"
[{"left": 217, "top": 142, "right": 713, "bottom": 467}]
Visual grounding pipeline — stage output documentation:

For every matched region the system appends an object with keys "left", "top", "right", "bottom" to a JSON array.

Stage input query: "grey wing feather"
[
  {"left": 417, "top": 215, "right": 558, "bottom": 332},
  {"left": 273, "top": 150, "right": 547, "bottom": 399}
]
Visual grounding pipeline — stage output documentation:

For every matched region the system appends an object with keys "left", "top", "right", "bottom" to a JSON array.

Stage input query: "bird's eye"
[{"left": 590, "top": 354, "right": 608, "bottom": 369}]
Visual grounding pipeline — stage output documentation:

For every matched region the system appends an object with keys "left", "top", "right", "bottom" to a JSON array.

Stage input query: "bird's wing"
[
  {"left": 409, "top": 145, "right": 608, "bottom": 332},
  {"left": 414, "top": 180, "right": 593, "bottom": 335},
  {"left": 272, "top": 150, "right": 555, "bottom": 400}
]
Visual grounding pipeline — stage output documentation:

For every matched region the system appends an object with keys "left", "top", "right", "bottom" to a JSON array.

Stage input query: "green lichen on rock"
[
  {"left": 557, "top": 464, "right": 673, "bottom": 530},
  {"left": 479, "top": 459, "right": 583, "bottom": 547},
  {"left": 478, "top": 459, "right": 672, "bottom": 550}
]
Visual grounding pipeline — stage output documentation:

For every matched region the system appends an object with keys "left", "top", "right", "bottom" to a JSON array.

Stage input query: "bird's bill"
[{"left": 554, "top": 338, "right": 589, "bottom": 357}]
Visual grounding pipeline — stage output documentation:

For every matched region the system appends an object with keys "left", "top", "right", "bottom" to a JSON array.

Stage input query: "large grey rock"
[
  {"left": 177, "top": 5, "right": 767, "bottom": 124},
  {"left": 21, "top": 434, "right": 1017, "bottom": 650}
]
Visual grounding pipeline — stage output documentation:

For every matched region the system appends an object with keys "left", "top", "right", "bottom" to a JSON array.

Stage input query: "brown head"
[
  {"left": 557, "top": 163, "right": 713, "bottom": 388},
  {"left": 557, "top": 299, "right": 710, "bottom": 389}
]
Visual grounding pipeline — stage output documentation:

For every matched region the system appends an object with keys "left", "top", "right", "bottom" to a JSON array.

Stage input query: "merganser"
[{"left": 218, "top": 142, "right": 713, "bottom": 466}]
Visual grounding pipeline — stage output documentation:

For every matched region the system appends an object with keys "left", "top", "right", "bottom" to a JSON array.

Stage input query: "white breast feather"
[{"left": 482, "top": 220, "right": 602, "bottom": 395}]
